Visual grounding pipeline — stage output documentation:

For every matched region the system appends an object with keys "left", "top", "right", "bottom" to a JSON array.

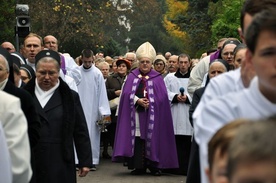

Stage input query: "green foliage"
[
  {"left": 176, "top": 0, "right": 213, "bottom": 57},
  {"left": 0, "top": 0, "right": 245, "bottom": 59},
  {"left": 209, "top": 0, "right": 244, "bottom": 44},
  {"left": 0, "top": 1, "right": 16, "bottom": 44},
  {"left": 103, "top": 38, "right": 123, "bottom": 57}
]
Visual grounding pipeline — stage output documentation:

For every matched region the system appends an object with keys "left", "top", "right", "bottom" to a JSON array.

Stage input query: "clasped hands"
[
  {"left": 177, "top": 94, "right": 187, "bottom": 102},
  {"left": 137, "top": 98, "right": 149, "bottom": 109}
]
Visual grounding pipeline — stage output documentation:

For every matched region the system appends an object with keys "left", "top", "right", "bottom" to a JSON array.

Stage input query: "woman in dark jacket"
[
  {"left": 24, "top": 50, "right": 92, "bottom": 183},
  {"left": 105, "top": 59, "right": 131, "bottom": 150}
]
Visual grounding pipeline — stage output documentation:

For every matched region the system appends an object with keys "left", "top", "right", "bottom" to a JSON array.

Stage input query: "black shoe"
[
  {"left": 150, "top": 169, "right": 162, "bottom": 176},
  {"left": 130, "top": 169, "right": 146, "bottom": 175},
  {"left": 90, "top": 165, "right": 97, "bottom": 171},
  {"left": 102, "top": 152, "right": 111, "bottom": 159}
]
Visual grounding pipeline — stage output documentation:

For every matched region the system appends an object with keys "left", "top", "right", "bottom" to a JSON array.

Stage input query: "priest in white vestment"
[
  {"left": 164, "top": 54, "right": 193, "bottom": 175},
  {"left": 77, "top": 49, "right": 111, "bottom": 169}
]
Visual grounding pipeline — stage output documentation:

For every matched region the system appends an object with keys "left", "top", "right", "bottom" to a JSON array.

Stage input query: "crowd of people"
[{"left": 0, "top": 0, "right": 276, "bottom": 183}]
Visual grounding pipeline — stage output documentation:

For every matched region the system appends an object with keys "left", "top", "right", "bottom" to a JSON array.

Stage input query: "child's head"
[
  {"left": 206, "top": 119, "right": 248, "bottom": 183},
  {"left": 227, "top": 117, "right": 276, "bottom": 183}
]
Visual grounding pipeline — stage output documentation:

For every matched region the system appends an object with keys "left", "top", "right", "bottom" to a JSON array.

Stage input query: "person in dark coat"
[
  {"left": 0, "top": 46, "right": 41, "bottom": 149},
  {"left": 24, "top": 50, "right": 92, "bottom": 183},
  {"left": 105, "top": 58, "right": 131, "bottom": 151}
]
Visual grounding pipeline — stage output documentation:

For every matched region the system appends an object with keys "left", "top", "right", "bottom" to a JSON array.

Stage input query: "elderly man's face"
[
  {"left": 139, "top": 57, "right": 152, "bottom": 74},
  {"left": 126, "top": 53, "right": 136, "bottom": 63},
  {"left": 44, "top": 36, "right": 58, "bottom": 52},
  {"left": 1, "top": 42, "right": 15, "bottom": 53},
  {"left": 36, "top": 59, "right": 59, "bottom": 91},
  {"left": 168, "top": 55, "right": 179, "bottom": 73},
  {"left": 0, "top": 57, "right": 9, "bottom": 82}
]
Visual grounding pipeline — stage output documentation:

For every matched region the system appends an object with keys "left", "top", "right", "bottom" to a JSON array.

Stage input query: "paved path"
[{"left": 77, "top": 148, "right": 186, "bottom": 183}]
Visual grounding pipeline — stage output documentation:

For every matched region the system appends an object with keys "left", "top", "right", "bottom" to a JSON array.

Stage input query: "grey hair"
[
  {"left": 98, "top": 61, "right": 110, "bottom": 69},
  {"left": 209, "top": 60, "right": 227, "bottom": 72}
]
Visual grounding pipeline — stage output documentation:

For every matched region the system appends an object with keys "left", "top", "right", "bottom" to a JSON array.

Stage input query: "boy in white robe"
[{"left": 77, "top": 49, "right": 111, "bottom": 170}]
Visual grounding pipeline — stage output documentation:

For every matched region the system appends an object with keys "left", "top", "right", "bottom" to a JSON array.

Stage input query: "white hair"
[{"left": 98, "top": 61, "right": 110, "bottom": 69}]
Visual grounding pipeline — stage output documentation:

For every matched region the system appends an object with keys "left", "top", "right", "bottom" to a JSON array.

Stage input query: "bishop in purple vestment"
[{"left": 112, "top": 42, "right": 178, "bottom": 175}]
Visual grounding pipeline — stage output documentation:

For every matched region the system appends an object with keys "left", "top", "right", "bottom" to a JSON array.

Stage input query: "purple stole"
[
  {"left": 129, "top": 74, "right": 155, "bottom": 157},
  {"left": 61, "top": 55, "right": 66, "bottom": 75}
]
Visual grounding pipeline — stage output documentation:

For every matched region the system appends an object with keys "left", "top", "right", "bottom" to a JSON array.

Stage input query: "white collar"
[{"left": 35, "top": 78, "right": 60, "bottom": 108}]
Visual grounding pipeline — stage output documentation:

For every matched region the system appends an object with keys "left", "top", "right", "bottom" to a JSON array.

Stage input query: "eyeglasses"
[
  {"left": 222, "top": 52, "right": 234, "bottom": 56},
  {"left": 37, "top": 71, "right": 58, "bottom": 76},
  {"left": 140, "top": 60, "right": 151, "bottom": 64}
]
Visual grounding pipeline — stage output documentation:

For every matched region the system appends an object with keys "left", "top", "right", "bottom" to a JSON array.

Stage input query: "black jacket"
[
  {"left": 4, "top": 80, "right": 41, "bottom": 148},
  {"left": 24, "top": 77, "right": 92, "bottom": 183}
]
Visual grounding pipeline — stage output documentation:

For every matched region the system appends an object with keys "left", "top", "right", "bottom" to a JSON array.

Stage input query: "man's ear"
[
  {"left": 245, "top": 48, "right": 253, "bottom": 67},
  {"left": 205, "top": 167, "right": 212, "bottom": 183},
  {"left": 238, "top": 27, "right": 246, "bottom": 44}
]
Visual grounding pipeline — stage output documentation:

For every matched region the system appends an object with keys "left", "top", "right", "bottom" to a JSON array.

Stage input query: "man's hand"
[
  {"left": 78, "top": 167, "right": 90, "bottom": 177},
  {"left": 137, "top": 98, "right": 149, "bottom": 109},
  {"left": 115, "top": 90, "right": 121, "bottom": 96},
  {"left": 177, "top": 94, "right": 187, "bottom": 103}
]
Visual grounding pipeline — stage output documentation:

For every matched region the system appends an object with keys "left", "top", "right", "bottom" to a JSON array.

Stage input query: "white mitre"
[{"left": 136, "top": 42, "right": 156, "bottom": 62}]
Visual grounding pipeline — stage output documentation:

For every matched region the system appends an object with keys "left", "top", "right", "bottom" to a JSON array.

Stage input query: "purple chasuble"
[
  {"left": 209, "top": 49, "right": 221, "bottom": 63},
  {"left": 112, "top": 68, "right": 178, "bottom": 169}
]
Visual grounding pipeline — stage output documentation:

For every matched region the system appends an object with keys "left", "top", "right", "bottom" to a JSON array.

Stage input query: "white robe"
[
  {"left": 187, "top": 55, "right": 210, "bottom": 98},
  {"left": 194, "top": 77, "right": 276, "bottom": 183},
  {"left": 0, "top": 91, "right": 32, "bottom": 183},
  {"left": 164, "top": 73, "right": 193, "bottom": 135},
  {"left": 192, "top": 68, "right": 244, "bottom": 183},
  {"left": 77, "top": 65, "right": 111, "bottom": 165},
  {"left": 62, "top": 55, "right": 82, "bottom": 85},
  {"left": 59, "top": 71, "right": 78, "bottom": 92},
  {"left": 0, "top": 121, "right": 12, "bottom": 183}
]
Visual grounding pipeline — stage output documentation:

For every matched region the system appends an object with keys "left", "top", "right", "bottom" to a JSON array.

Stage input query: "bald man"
[
  {"left": 43, "top": 35, "right": 81, "bottom": 85},
  {"left": 1, "top": 42, "right": 16, "bottom": 53}
]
